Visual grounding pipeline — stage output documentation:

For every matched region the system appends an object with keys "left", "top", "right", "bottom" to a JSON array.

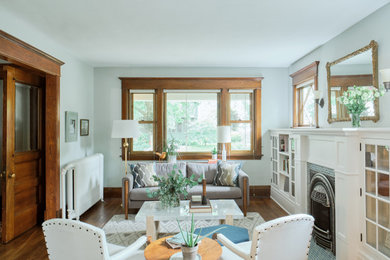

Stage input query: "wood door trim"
[
  {"left": 1, "top": 31, "right": 62, "bottom": 240},
  {"left": 0, "top": 30, "right": 64, "bottom": 76},
  {"left": 2, "top": 66, "right": 16, "bottom": 242}
]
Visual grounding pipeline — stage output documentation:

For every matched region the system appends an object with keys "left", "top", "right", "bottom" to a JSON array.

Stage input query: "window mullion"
[{"left": 156, "top": 89, "right": 164, "bottom": 154}]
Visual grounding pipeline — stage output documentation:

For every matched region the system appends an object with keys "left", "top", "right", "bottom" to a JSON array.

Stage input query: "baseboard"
[
  {"left": 270, "top": 195, "right": 291, "bottom": 215},
  {"left": 105, "top": 185, "right": 271, "bottom": 199},
  {"left": 104, "top": 187, "right": 122, "bottom": 198},
  {"left": 249, "top": 185, "right": 270, "bottom": 198}
]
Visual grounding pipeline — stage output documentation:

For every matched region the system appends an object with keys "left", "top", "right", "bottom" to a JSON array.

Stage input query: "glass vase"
[{"left": 350, "top": 113, "right": 361, "bottom": 128}]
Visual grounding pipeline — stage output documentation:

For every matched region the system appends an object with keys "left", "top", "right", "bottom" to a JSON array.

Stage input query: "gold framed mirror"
[{"left": 327, "top": 40, "right": 378, "bottom": 123}]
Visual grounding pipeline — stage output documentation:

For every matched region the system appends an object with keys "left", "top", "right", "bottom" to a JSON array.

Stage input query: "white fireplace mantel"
[{"left": 270, "top": 128, "right": 390, "bottom": 260}]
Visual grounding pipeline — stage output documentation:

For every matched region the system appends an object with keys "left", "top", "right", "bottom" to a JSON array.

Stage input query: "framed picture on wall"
[
  {"left": 80, "top": 119, "right": 89, "bottom": 136},
  {"left": 65, "top": 111, "right": 78, "bottom": 142}
]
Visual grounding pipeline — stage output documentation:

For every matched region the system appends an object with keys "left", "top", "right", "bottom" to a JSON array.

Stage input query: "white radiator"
[{"left": 61, "top": 153, "right": 104, "bottom": 220}]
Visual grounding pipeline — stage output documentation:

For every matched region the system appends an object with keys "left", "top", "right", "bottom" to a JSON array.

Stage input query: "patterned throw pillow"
[
  {"left": 214, "top": 161, "right": 241, "bottom": 187},
  {"left": 131, "top": 162, "right": 158, "bottom": 188}
]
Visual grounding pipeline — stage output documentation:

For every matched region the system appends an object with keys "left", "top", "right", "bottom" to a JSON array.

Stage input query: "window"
[
  {"left": 130, "top": 91, "right": 155, "bottom": 152},
  {"left": 230, "top": 92, "right": 252, "bottom": 152},
  {"left": 295, "top": 81, "right": 315, "bottom": 127},
  {"left": 290, "top": 61, "right": 319, "bottom": 127},
  {"left": 122, "top": 78, "right": 262, "bottom": 160},
  {"left": 166, "top": 92, "right": 218, "bottom": 152}
]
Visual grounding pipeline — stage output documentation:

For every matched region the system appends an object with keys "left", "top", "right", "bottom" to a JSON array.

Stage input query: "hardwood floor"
[{"left": 0, "top": 197, "right": 287, "bottom": 260}]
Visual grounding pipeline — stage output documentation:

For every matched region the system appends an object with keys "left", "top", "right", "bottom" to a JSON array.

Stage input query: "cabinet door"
[
  {"left": 363, "top": 141, "right": 390, "bottom": 258},
  {"left": 289, "top": 137, "right": 296, "bottom": 199},
  {"left": 271, "top": 135, "right": 278, "bottom": 186}
]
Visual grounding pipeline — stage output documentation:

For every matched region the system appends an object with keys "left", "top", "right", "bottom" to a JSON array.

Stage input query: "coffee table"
[
  {"left": 144, "top": 235, "right": 222, "bottom": 260},
  {"left": 135, "top": 199, "right": 244, "bottom": 241}
]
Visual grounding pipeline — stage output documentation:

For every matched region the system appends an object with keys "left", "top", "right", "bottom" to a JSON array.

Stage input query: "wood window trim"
[
  {"left": 229, "top": 92, "right": 254, "bottom": 154},
  {"left": 120, "top": 77, "right": 263, "bottom": 161},
  {"left": 290, "top": 61, "right": 319, "bottom": 128},
  {"left": 129, "top": 92, "right": 156, "bottom": 155}
]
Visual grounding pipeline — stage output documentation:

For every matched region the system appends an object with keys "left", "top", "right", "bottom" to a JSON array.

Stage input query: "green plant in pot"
[
  {"left": 337, "top": 85, "right": 385, "bottom": 127},
  {"left": 211, "top": 147, "right": 218, "bottom": 160},
  {"left": 177, "top": 214, "right": 225, "bottom": 260},
  {"left": 166, "top": 137, "right": 178, "bottom": 163},
  {"left": 147, "top": 165, "right": 200, "bottom": 208}
]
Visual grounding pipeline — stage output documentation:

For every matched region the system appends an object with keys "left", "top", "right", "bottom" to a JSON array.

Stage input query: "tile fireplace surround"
[{"left": 270, "top": 128, "right": 390, "bottom": 260}]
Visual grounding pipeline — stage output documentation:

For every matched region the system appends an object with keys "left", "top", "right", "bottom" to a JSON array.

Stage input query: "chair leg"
[
  {"left": 125, "top": 179, "right": 129, "bottom": 220},
  {"left": 243, "top": 178, "right": 247, "bottom": 217}
]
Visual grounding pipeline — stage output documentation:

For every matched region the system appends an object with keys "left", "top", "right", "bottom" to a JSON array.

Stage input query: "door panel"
[
  {"left": 1, "top": 66, "right": 43, "bottom": 242},
  {"left": 13, "top": 83, "right": 42, "bottom": 239}
]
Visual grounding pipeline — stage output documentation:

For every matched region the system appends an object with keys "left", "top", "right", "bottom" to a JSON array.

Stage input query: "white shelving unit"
[
  {"left": 363, "top": 141, "right": 390, "bottom": 259},
  {"left": 270, "top": 132, "right": 300, "bottom": 212}
]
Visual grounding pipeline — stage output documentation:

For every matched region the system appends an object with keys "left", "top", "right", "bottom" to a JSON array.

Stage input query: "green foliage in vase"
[
  {"left": 177, "top": 214, "right": 225, "bottom": 247},
  {"left": 211, "top": 147, "right": 217, "bottom": 155},
  {"left": 337, "top": 85, "right": 385, "bottom": 115},
  {"left": 146, "top": 165, "right": 201, "bottom": 208},
  {"left": 166, "top": 137, "right": 178, "bottom": 156}
]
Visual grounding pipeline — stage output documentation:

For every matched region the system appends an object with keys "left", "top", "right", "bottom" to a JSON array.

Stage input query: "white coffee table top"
[{"left": 135, "top": 199, "right": 244, "bottom": 222}]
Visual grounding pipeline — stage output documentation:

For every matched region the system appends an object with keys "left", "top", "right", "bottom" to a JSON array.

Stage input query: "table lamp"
[
  {"left": 111, "top": 120, "right": 140, "bottom": 176},
  {"left": 217, "top": 126, "right": 231, "bottom": 161}
]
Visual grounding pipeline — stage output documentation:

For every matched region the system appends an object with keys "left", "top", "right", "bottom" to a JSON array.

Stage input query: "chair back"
[
  {"left": 42, "top": 218, "right": 110, "bottom": 260},
  {"left": 249, "top": 214, "right": 314, "bottom": 260}
]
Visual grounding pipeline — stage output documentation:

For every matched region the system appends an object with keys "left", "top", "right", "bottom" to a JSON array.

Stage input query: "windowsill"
[
  {"left": 127, "top": 154, "right": 263, "bottom": 161},
  {"left": 292, "top": 126, "right": 319, "bottom": 129}
]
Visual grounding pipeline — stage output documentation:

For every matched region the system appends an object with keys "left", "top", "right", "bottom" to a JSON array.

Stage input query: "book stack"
[
  {"left": 165, "top": 232, "right": 201, "bottom": 249},
  {"left": 189, "top": 198, "right": 212, "bottom": 213}
]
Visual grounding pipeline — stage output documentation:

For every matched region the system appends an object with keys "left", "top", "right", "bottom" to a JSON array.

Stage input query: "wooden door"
[{"left": 1, "top": 66, "right": 44, "bottom": 243}]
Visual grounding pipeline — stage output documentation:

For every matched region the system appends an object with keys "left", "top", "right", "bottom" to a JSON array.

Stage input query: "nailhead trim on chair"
[
  {"left": 43, "top": 220, "right": 106, "bottom": 257},
  {"left": 250, "top": 216, "right": 314, "bottom": 259}
]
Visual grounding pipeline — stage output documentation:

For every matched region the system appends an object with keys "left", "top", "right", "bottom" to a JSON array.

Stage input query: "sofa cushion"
[
  {"left": 130, "top": 187, "right": 189, "bottom": 201},
  {"left": 214, "top": 162, "right": 240, "bottom": 187},
  {"left": 187, "top": 163, "right": 217, "bottom": 184},
  {"left": 155, "top": 162, "right": 187, "bottom": 178},
  {"left": 131, "top": 162, "right": 158, "bottom": 188},
  {"left": 130, "top": 187, "right": 160, "bottom": 201},
  {"left": 189, "top": 185, "right": 242, "bottom": 199}
]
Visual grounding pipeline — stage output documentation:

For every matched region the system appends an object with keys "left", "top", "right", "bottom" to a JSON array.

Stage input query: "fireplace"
[{"left": 307, "top": 163, "right": 335, "bottom": 255}]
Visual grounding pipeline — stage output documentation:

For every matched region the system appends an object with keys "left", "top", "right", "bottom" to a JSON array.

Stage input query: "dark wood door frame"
[{"left": 0, "top": 30, "right": 64, "bottom": 221}]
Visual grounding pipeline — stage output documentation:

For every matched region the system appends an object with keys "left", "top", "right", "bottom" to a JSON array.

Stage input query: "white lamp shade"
[
  {"left": 217, "top": 126, "right": 231, "bottom": 143},
  {"left": 380, "top": 68, "right": 390, "bottom": 82},
  {"left": 111, "top": 120, "right": 140, "bottom": 138}
]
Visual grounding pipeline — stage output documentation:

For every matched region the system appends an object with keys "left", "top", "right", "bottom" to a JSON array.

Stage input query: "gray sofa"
[{"left": 122, "top": 162, "right": 249, "bottom": 217}]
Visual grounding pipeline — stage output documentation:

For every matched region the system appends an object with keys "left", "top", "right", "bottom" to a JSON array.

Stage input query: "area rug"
[
  {"left": 103, "top": 212, "right": 264, "bottom": 247},
  {"left": 103, "top": 213, "right": 335, "bottom": 260}
]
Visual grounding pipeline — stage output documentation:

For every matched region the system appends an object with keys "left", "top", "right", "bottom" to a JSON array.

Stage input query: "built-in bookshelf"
[
  {"left": 363, "top": 141, "right": 390, "bottom": 258},
  {"left": 271, "top": 133, "right": 297, "bottom": 201}
]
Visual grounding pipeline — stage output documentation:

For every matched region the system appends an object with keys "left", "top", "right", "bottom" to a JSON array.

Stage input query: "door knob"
[{"left": 8, "top": 173, "right": 15, "bottom": 178}]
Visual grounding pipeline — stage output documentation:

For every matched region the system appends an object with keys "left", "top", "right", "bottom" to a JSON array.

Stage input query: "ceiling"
[{"left": 1, "top": 0, "right": 389, "bottom": 67}]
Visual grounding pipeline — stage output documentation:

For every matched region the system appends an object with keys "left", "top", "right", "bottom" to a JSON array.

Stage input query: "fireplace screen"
[{"left": 308, "top": 163, "right": 335, "bottom": 255}]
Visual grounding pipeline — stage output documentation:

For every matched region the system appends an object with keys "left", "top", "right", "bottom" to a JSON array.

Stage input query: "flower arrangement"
[{"left": 337, "top": 86, "right": 385, "bottom": 127}]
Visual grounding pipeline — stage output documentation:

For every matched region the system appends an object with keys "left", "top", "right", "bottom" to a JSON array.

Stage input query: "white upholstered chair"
[
  {"left": 42, "top": 218, "right": 146, "bottom": 260},
  {"left": 217, "top": 214, "right": 314, "bottom": 260}
]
